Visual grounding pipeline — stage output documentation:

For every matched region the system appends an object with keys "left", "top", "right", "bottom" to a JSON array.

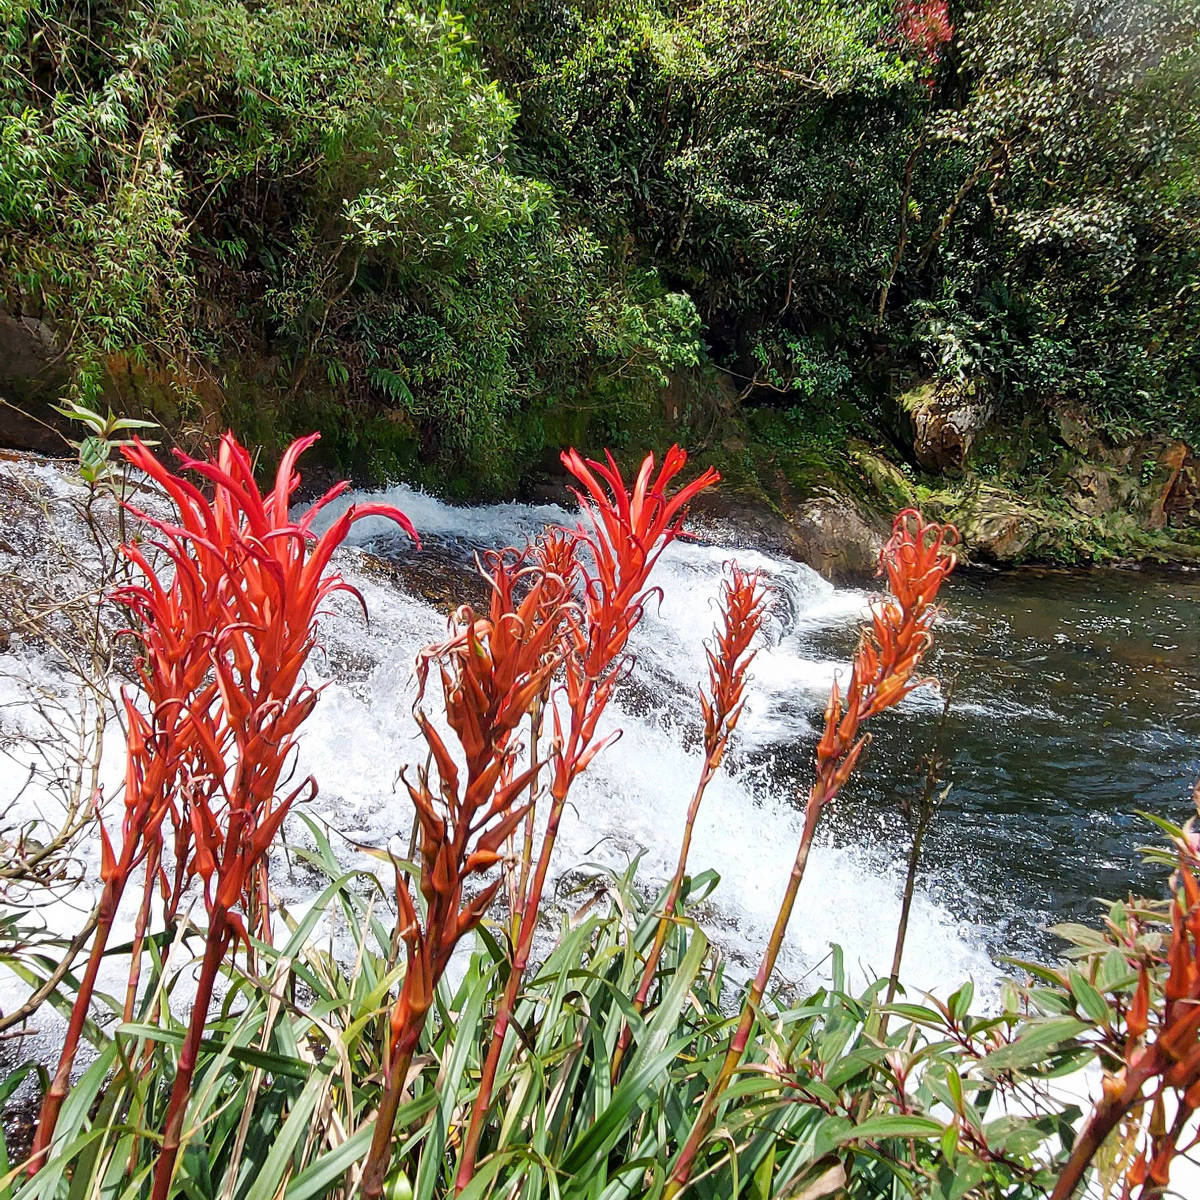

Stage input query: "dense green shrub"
[
  {"left": 2, "top": 0, "right": 1198, "bottom": 485},
  {"left": 0, "top": 0, "right": 700, "bottom": 486},
  {"left": 472, "top": 0, "right": 1200, "bottom": 435}
]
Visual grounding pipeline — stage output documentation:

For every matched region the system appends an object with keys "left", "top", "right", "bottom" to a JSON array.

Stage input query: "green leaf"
[
  {"left": 978, "top": 1018, "right": 1089, "bottom": 1073},
  {"left": 1067, "top": 969, "right": 1111, "bottom": 1027},
  {"left": 949, "top": 981, "right": 974, "bottom": 1023},
  {"left": 284, "top": 1125, "right": 373, "bottom": 1200},
  {"left": 840, "top": 1115, "right": 944, "bottom": 1142}
]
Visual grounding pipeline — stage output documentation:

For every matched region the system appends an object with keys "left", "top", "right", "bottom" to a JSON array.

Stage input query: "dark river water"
[{"left": 810, "top": 567, "right": 1200, "bottom": 959}]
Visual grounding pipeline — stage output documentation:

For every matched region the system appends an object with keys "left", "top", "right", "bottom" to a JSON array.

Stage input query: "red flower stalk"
[
  {"left": 509, "top": 529, "right": 581, "bottom": 924},
  {"left": 1053, "top": 829, "right": 1200, "bottom": 1200},
  {"left": 896, "top": 0, "right": 953, "bottom": 64},
  {"left": 455, "top": 446, "right": 718, "bottom": 1192},
  {"left": 27, "top": 431, "right": 415, "bottom": 1189},
  {"left": 667, "top": 509, "right": 957, "bottom": 1198},
  {"left": 360, "top": 549, "right": 573, "bottom": 1197},
  {"left": 141, "top": 434, "right": 414, "bottom": 1200},
  {"left": 612, "top": 564, "right": 770, "bottom": 1081}
]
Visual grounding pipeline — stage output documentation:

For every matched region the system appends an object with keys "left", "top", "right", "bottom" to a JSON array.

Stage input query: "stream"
[
  {"left": 3, "top": 470, "right": 1199, "bottom": 1016},
  {"left": 294, "top": 485, "right": 1200, "bottom": 995}
]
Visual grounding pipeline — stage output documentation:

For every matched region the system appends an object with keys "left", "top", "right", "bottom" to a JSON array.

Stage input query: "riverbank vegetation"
[
  {"left": 3, "top": 435, "right": 1200, "bottom": 1197},
  {"left": 2, "top": 0, "right": 1198, "bottom": 553}
]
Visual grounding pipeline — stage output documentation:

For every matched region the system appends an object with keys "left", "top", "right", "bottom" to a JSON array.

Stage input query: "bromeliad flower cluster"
[{"left": 28, "top": 433, "right": 416, "bottom": 1196}]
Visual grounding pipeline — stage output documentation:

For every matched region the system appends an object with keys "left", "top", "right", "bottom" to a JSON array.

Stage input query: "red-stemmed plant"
[
  {"left": 666, "top": 509, "right": 958, "bottom": 1197},
  {"left": 611, "top": 564, "right": 769, "bottom": 1080},
  {"left": 1052, "top": 820, "right": 1200, "bottom": 1199},
  {"left": 360, "top": 549, "right": 573, "bottom": 1197},
  {"left": 454, "top": 447, "right": 718, "bottom": 1192},
  {"left": 27, "top": 432, "right": 415, "bottom": 1195}
]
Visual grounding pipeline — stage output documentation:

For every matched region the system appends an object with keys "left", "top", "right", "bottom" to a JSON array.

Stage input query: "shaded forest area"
[{"left": 1, "top": 0, "right": 1198, "bottom": 551}]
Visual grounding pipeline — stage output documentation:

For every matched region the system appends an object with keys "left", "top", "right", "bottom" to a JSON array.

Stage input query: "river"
[
  {"left": 3, "top": 468, "right": 1198, "bottom": 1013},
  {"left": 291, "top": 485, "right": 1200, "bottom": 997}
]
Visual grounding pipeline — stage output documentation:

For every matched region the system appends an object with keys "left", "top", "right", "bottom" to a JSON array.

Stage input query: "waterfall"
[
  {"left": 296, "top": 484, "right": 998, "bottom": 995},
  {"left": 0, "top": 463, "right": 998, "bottom": 1054}
]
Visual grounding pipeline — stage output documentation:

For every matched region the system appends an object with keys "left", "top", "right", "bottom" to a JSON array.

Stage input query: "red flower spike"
[
  {"left": 31, "top": 433, "right": 414, "bottom": 1184},
  {"left": 895, "top": 0, "right": 953, "bottom": 65},
  {"left": 362, "top": 549, "right": 574, "bottom": 1198},
  {"left": 612, "top": 564, "right": 771, "bottom": 1080},
  {"left": 1053, "top": 845, "right": 1200, "bottom": 1200},
  {"left": 667, "top": 509, "right": 956, "bottom": 1198},
  {"left": 455, "top": 447, "right": 719, "bottom": 1193},
  {"left": 805, "top": 509, "right": 957, "bottom": 815}
]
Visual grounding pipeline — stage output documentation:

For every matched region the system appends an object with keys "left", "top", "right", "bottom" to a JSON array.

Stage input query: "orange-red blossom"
[
  {"left": 1053, "top": 825, "right": 1200, "bottom": 1200},
  {"left": 812, "top": 508, "right": 957, "bottom": 811},
  {"left": 666, "top": 508, "right": 957, "bottom": 1199},
  {"left": 28, "top": 431, "right": 416, "bottom": 1193},
  {"left": 361, "top": 548, "right": 575, "bottom": 1198},
  {"left": 613, "top": 563, "right": 769, "bottom": 1080},
  {"left": 700, "top": 564, "right": 770, "bottom": 769},
  {"left": 454, "top": 446, "right": 718, "bottom": 1192}
]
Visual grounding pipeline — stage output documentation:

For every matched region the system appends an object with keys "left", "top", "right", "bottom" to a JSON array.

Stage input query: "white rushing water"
[
  {"left": 0, "top": 464, "right": 998, "bottom": 1045},
  {"left": 294, "top": 482, "right": 999, "bottom": 996}
]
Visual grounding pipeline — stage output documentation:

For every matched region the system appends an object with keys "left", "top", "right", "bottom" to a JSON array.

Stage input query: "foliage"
[
  {"left": 0, "top": 0, "right": 700, "bottom": 486},
  {"left": 51, "top": 402, "right": 160, "bottom": 490},
  {"left": 0, "top": 825, "right": 1087, "bottom": 1200},
  {"left": 471, "top": 0, "right": 1200, "bottom": 446},
  {"left": 3, "top": 1, "right": 1196, "bottom": 494}
]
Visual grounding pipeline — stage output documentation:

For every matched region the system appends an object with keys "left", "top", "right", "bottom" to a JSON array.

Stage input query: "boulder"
[
  {"left": 958, "top": 487, "right": 1040, "bottom": 563},
  {"left": 1165, "top": 451, "right": 1200, "bottom": 530},
  {"left": 900, "top": 380, "right": 992, "bottom": 473},
  {"left": 785, "top": 488, "right": 887, "bottom": 583},
  {"left": 692, "top": 485, "right": 887, "bottom": 584}
]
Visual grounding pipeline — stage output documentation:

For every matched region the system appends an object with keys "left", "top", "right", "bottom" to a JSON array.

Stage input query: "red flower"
[
  {"left": 29, "top": 431, "right": 416, "bottom": 1193},
  {"left": 455, "top": 446, "right": 719, "bottom": 1192},
  {"left": 896, "top": 0, "right": 953, "bottom": 65},
  {"left": 363, "top": 549, "right": 574, "bottom": 1197},
  {"left": 668, "top": 509, "right": 957, "bottom": 1198}
]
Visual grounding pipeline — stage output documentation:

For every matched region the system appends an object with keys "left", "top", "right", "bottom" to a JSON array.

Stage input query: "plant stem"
[
  {"left": 885, "top": 682, "right": 953, "bottom": 1012},
  {"left": 1050, "top": 1061, "right": 1157, "bottom": 1200},
  {"left": 27, "top": 892, "right": 119, "bottom": 1174},
  {"left": 124, "top": 848, "right": 160, "bottom": 1023},
  {"left": 612, "top": 763, "right": 715, "bottom": 1083},
  {"left": 150, "top": 909, "right": 233, "bottom": 1200},
  {"left": 360, "top": 1021, "right": 423, "bottom": 1199},
  {"left": 455, "top": 791, "right": 567, "bottom": 1192},
  {"left": 28, "top": 841, "right": 137, "bottom": 1175},
  {"left": 512, "top": 702, "right": 543, "bottom": 929},
  {"left": 666, "top": 796, "right": 823, "bottom": 1198},
  {"left": 886, "top": 807, "right": 931, "bottom": 1014}
]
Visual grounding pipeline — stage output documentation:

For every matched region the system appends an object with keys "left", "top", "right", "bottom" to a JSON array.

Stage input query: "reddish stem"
[
  {"left": 612, "top": 763, "right": 715, "bottom": 1082},
  {"left": 123, "top": 847, "right": 160, "bottom": 1023},
  {"left": 455, "top": 790, "right": 568, "bottom": 1191},
  {"left": 1050, "top": 1060, "right": 1158, "bottom": 1200},
  {"left": 360, "top": 1018, "right": 424, "bottom": 1199},
  {"left": 150, "top": 908, "right": 233, "bottom": 1200},
  {"left": 666, "top": 797, "right": 823, "bottom": 1197},
  {"left": 27, "top": 856, "right": 133, "bottom": 1175}
]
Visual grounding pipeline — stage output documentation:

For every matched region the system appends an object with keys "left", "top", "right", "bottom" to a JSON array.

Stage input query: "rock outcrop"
[
  {"left": 900, "top": 380, "right": 993, "bottom": 473},
  {"left": 0, "top": 313, "right": 74, "bottom": 454},
  {"left": 692, "top": 484, "right": 887, "bottom": 584}
]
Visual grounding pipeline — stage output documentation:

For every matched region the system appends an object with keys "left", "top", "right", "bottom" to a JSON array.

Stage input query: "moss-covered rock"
[{"left": 899, "top": 380, "right": 993, "bottom": 473}]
